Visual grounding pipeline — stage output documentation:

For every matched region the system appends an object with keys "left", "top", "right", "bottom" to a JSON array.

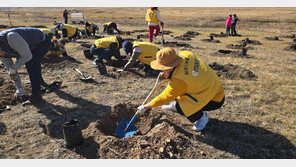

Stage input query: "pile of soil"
[
  {"left": 0, "top": 77, "right": 31, "bottom": 108},
  {"left": 174, "top": 31, "right": 199, "bottom": 41},
  {"left": 211, "top": 49, "right": 252, "bottom": 58},
  {"left": 226, "top": 44, "right": 253, "bottom": 50},
  {"left": 155, "top": 41, "right": 193, "bottom": 48},
  {"left": 136, "top": 34, "right": 149, "bottom": 39},
  {"left": 209, "top": 32, "right": 228, "bottom": 38},
  {"left": 283, "top": 44, "right": 296, "bottom": 51},
  {"left": 42, "top": 55, "right": 80, "bottom": 70},
  {"left": 280, "top": 34, "right": 295, "bottom": 39},
  {"left": 264, "top": 36, "right": 280, "bottom": 41},
  {"left": 160, "top": 30, "right": 173, "bottom": 35},
  {"left": 201, "top": 38, "right": 221, "bottom": 43},
  {"left": 209, "top": 62, "right": 257, "bottom": 80},
  {"left": 239, "top": 39, "right": 262, "bottom": 45}
]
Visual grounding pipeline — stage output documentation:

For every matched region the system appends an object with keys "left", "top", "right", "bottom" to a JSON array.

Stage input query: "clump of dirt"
[
  {"left": 174, "top": 31, "right": 199, "bottom": 41},
  {"left": 280, "top": 34, "right": 295, "bottom": 39},
  {"left": 209, "top": 32, "right": 228, "bottom": 37},
  {"left": 211, "top": 49, "right": 252, "bottom": 58},
  {"left": 283, "top": 44, "right": 296, "bottom": 51},
  {"left": 201, "top": 38, "right": 221, "bottom": 43},
  {"left": 209, "top": 62, "right": 257, "bottom": 80},
  {"left": 239, "top": 38, "right": 262, "bottom": 45},
  {"left": 136, "top": 34, "right": 149, "bottom": 39},
  {"left": 264, "top": 36, "right": 281, "bottom": 41},
  {"left": 226, "top": 44, "right": 253, "bottom": 50},
  {"left": 0, "top": 77, "right": 31, "bottom": 108},
  {"left": 155, "top": 41, "right": 193, "bottom": 48}
]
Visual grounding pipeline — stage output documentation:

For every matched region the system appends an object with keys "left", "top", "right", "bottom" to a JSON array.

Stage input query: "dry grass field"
[{"left": 0, "top": 7, "right": 295, "bottom": 159}]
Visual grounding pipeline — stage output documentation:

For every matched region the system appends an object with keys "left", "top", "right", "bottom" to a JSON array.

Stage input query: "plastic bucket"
[
  {"left": 62, "top": 119, "right": 83, "bottom": 148},
  {"left": 83, "top": 50, "right": 93, "bottom": 59}
]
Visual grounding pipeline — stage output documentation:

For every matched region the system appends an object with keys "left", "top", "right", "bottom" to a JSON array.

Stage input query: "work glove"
[
  {"left": 159, "top": 72, "right": 169, "bottom": 79},
  {"left": 9, "top": 68, "right": 18, "bottom": 81},
  {"left": 117, "top": 69, "right": 125, "bottom": 72},
  {"left": 137, "top": 105, "right": 147, "bottom": 114},
  {"left": 14, "top": 87, "right": 26, "bottom": 100}
]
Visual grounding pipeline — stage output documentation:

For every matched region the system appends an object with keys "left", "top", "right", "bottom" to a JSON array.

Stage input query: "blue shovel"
[{"left": 114, "top": 74, "right": 167, "bottom": 139}]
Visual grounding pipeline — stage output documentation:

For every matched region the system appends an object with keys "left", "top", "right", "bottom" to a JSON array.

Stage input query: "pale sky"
[{"left": 0, "top": 0, "right": 295, "bottom": 7}]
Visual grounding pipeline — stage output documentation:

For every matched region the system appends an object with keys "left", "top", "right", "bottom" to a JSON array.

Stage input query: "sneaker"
[
  {"left": 153, "top": 35, "right": 157, "bottom": 40},
  {"left": 192, "top": 112, "right": 209, "bottom": 131}
]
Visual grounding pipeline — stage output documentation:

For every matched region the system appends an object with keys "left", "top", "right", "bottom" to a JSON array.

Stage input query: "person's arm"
[
  {"left": 123, "top": 51, "right": 141, "bottom": 70},
  {"left": 6, "top": 32, "right": 33, "bottom": 69},
  {"left": 62, "top": 29, "right": 68, "bottom": 38},
  {"left": 157, "top": 11, "right": 162, "bottom": 22},
  {"left": 0, "top": 57, "right": 23, "bottom": 89}
]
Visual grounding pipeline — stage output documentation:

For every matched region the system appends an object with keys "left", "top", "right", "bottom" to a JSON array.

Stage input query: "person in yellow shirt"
[
  {"left": 56, "top": 23, "right": 79, "bottom": 41},
  {"left": 103, "top": 22, "right": 121, "bottom": 35},
  {"left": 46, "top": 39, "right": 68, "bottom": 57},
  {"left": 84, "top": 21, "right": 99, "bottom": 37},
  {"left": 118, "top": 40, "right": 159, "bottom": 74},
  {"left": 137, "top": 48, "right": 225, "bottom": 131},
  {"left": 145, "top": 7, "right": 164, "bottom": 42},
  {"left": 39, "top": 28, "right": 60, "bottom": 39}
]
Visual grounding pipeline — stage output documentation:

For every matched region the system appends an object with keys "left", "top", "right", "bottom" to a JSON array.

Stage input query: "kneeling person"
[
  {"left": 56, "top": 23, "right": 79, "bottom": 41},
  {"left": 46, "top": 38, "right": 68, "bottom": 57},
  {"left": 103, "top": 22, "right": 121, "bottom": 35},
  {"left": 137, "top": 48, "right": 225, "bottom": 131},
  {"left": 119, "top": 41, "right": 158, "bottom": 74},
  {"left": 84, "top": 21, "right": 99, "bottom": 37}
]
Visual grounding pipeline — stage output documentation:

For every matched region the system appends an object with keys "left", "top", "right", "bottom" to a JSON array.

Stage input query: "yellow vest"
[
  {"left": 85, "top": 22, "right": 94, "bottom": 33},
  {"left": 62, "top": 24, "right": 77, "bottom": 37},
  {"left": 146, "top": 9, "right": 159, "bottom": 24},
  {"left": 46, "top": 39, "right": 66, "bottom": 56},
  {"left": 173, "top": 51, "right": 225, "bottom": 117},
  {"left": 95, "top": 36, "right": 119, "bottom": 49},
  {"left": 40, "top": 28, "right": 54, "bottom": 37},
  {"left": 105, "top": 22, "right": 112, "bottom": 26},
  {"left": 133, "top": 41, "right": 158, "bottom": 65}
]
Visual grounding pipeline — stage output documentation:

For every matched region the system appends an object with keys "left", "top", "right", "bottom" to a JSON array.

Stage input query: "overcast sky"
[{"left": 0, "top": 0, "right": 295, "bottom": 7}]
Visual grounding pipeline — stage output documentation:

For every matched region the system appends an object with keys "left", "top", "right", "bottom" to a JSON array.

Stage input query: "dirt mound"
[
  {"left": 283, "top": 44, "right": 296, "bottom": 51},
  {"left": 209, "top": 32, "right": 228, "bottom": 37},
  {"left": 201, "top": 38, "right": 221, "bottom": 43},
  {"left": 239, "top": 38, "right": 262, "bottom": 45},
  {"left": 155, "top": 41, "right": 193, "bottom": 48},
  {"left": 136, "top": 34, "right": 149, "bottom": 39},
  {"left": 211, "top": 49, "right": 252, "bottom": 58},
  {"left": 226, "top": 44, "right": 253, "bottom": 50},
  {"left": 0, "top": 25, "right": 9, "bottom": 28},
  {"left": 209, "top": 62, "right": 257, "bottom": 80},
  {"left": 280, "top": 34, "right": 295, "bottom": 38},
  {"left": 264, "top": 36, "right": 281, "bottom": 41},
  {"left": 174, "top": 31, "right": 199, "bottom": 41},
  {"left": 0, "top": 77, "right": 31, "bottom": 108}
]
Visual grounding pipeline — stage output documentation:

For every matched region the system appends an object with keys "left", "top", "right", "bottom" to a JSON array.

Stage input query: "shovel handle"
[{"left": 73, "top": 67, "right": 85, "bottom": 77}]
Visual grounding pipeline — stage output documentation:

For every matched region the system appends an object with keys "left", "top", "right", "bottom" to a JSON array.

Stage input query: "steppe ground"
[{"left": 0, "top": 8, "right": 295, "bottom": 159}]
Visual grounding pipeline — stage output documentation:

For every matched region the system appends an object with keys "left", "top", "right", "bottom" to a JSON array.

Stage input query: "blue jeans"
[
  {"left": 25, "top": 35, "right": 51, "bottom": 95},
  {"left": 90, "top": 44, "right": 112, "bottom": 62}
]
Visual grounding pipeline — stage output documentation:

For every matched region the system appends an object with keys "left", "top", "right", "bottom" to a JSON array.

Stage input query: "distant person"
[
  {"left": 231, "top": 14, "right": 239, "bottom": 36},
  {"left": 46, "top": 38, "right": 68, "bottom": 57},
  {"left": 84, "top": 21, "right": 99, "bottom": 37},
  {"left": 103, "top": 22, "right": 121, "bottom": 35},
  {"left": 0, "top": 27, "right": 51, "bottom": 104},
  {"left": 63, "top": 9, "right": 70, "bottom": 24},
  {"left": 56, "top": 23, "right": 79, "bottom": 41},
  {"left": 118, "top": 41, "right": 159, "bottom": 74},
  {"left": 90, "top": 36, "right": 125, "bottom": 74},
  {"left": 145, "top": 7, "right": 164, "bottom": 43},
  {"left": 137, "top": 48, "right": 225, "bottom": 131},
  {"left": 225, "top": 15, "right": 232, "bottom": 35}
]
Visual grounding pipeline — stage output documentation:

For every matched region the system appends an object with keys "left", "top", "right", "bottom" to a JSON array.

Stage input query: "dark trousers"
[
  {"left": 226, "top": 26, "right": 231, "bottom": 35},
  {"left": 176, "top": 96, "right": 225, "bottom": 123},
  {"left": 90, "top": 44, "right": 113, "bottom": 63},
  {"left": 25, "top": 35, "right": 51, "bottom": 95},
  {"left": 64, "top": 17, "right": 68, "bottom": 24},
  {"left": 231, "top": 23, "right": 237, "bottom": 35}
]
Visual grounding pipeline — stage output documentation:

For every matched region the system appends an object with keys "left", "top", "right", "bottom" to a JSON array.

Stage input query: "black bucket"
[
  {"left": 62, "top": 119, "right": 83, "bottom": 148},
  {"left": 83, "top": 50, "right": 93, "bottom": 59}
]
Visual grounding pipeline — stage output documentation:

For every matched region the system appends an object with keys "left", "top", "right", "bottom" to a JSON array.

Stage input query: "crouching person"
[
  {"left": 137, "top": 48, "right": 225, "bottom": 131},
  {"left": 90, "top": 36, "right": 124, "bottom": 74},
  {"left": 46, "top": 38, "right": 68, "bottom": 57},
  {"left": 56, "top": 23, "right": 79, "bottom": 41},
  {"left": 119, "top": 41, "right": 158, "bottom": 75},
  {"left": 0, "top": 27, "right": 51, "bottom": 104},
  {"left": 103, "top": 22, "right": 121, "bottom": 35},
  {"left": 84, "top": 21, "right": 99, "bottom": 37}
]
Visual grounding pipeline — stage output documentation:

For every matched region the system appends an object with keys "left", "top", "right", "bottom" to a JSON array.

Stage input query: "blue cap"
[{"left": 122, "top": 41, "right": 133, "bottom": 54}]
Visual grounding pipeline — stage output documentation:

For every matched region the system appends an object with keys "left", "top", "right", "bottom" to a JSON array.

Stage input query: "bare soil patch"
[
  {"left": 211, "top": 49, "right": 252, "bottom": 59},
  {"left": 226, "top": 44, "right": 253, "bottom": 50},
  {"left": 174, "top": 31, "right": 200, "bottom": 41},
  {"left": 209, "top": 62, "right": 257, "bottom": 80}
]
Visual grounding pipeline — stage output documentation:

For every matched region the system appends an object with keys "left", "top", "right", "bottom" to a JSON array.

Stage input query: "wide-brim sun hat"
[{"left": 150, "top": 48, "right": 184, "bottom": 70}]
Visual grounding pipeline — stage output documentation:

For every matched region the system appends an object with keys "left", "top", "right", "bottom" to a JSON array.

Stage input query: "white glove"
[
  {"left": 14, "top": 87, "right": 26, "bottom": 99},
  {"left": 137, "top": 105, "right": 147, "bottom": 114},
  {"left": 117, "top": 69, "right": 125, "bottom": 72},
  {"left": 9, "top": 68, "right": 18, "bottom": 81}
]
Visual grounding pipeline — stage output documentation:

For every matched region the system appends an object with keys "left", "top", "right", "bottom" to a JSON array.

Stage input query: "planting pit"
[
  {"left": 201, "top": 38, "right": 221, "bottom": 43},
  {"left": 155, "top": 41, "right": 193, "bottom": 48},
  {"left": 209, "top": 62, "right": 257, "bottom": 80},
  {"left": 211, "top": 49, "right": 252, "bottom": 58},
  {"left": 226, "top": 44, "right": 253, "bottom": 50},
  {"left": 174, "top": 31, "right": 200, "bottom": 41}
]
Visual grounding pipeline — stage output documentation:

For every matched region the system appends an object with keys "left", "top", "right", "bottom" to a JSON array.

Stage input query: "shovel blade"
[{"left": 114, "top": 119, "right": 137, "bottom": 139}]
